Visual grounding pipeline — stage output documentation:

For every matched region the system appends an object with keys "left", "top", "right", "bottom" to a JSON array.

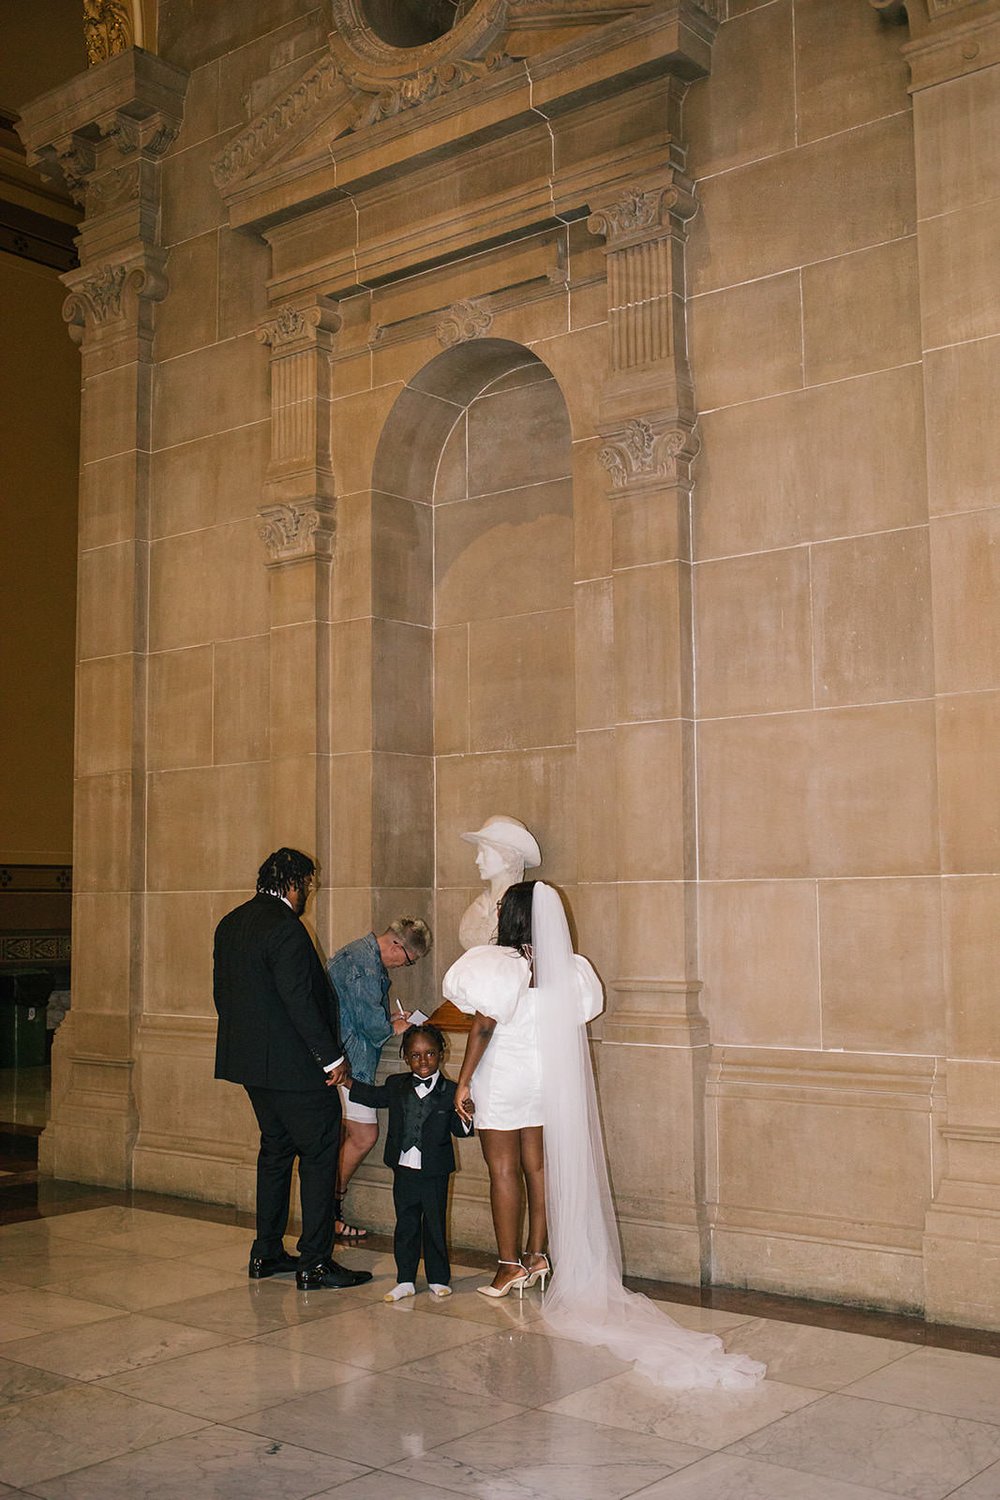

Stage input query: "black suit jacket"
[
  {"left": 349, "top": 1073, "right": 470, "bottom": 1176},
  {"left": 213, "top": 893, "right": 343, "bottom": 1091}
]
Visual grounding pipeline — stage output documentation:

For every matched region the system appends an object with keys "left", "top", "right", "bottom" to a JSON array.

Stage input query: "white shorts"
[{"left": 339, "top": 1084, "right": 377, "bottom": 1125}]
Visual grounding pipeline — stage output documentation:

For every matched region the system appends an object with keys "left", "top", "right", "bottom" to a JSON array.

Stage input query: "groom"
[{"left": 213, "top": 847, "right": 372, "bottom": 1292}]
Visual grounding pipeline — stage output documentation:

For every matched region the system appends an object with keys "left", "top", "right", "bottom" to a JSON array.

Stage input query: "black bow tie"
[{"left": 414, "top": 1077, "right": 436, "bottom": 1092}]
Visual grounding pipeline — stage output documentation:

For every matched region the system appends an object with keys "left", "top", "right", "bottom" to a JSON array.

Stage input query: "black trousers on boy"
[{"left": 392, "top": 1167, "right": 451, "bottom": 1286}]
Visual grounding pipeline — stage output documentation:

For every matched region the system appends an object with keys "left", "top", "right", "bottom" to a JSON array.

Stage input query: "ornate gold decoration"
[
  {"left": 599, "top": 418, "right": 698, "bottom": 490},
  {"left": 258, "top": 500, "right": 336, "bottom": 565},
  {"left": 83, "top": 0, "right": 133, "bottom": 66},
  {"left": 435, "top": 298, "right": 493, "bottom": 347}
]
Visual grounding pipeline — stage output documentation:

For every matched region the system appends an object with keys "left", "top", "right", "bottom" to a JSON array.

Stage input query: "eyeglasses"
[{"left": 396, "top": 940, "right": 416, "bottom": 966}]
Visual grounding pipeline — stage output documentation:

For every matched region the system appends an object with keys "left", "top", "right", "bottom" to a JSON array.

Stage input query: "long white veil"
[{"left": 533, "top": 882, "right": 764, "bottom": 1390}]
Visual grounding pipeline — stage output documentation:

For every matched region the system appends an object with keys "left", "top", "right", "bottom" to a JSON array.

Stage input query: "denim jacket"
[{"left": 326, "top": 932, "right": 392, "bottom": 1085}]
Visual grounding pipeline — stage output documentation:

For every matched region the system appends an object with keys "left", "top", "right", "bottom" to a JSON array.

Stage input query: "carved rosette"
[
  {"left": 436, "top": 298, "right": 493, "bottom": 348},
  {"left": 598, "top": 418, "right": 699, "bottom": 493},
  {"left": 258, "top": 500, "right": 336, "bottom": 566}
]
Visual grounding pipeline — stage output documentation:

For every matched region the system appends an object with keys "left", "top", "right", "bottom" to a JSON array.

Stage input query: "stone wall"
[{"left": 18, "top": 0, "right": 1000, "bottom": 1327}]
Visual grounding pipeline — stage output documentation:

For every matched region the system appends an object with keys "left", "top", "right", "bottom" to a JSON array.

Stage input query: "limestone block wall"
[
  {"left": 20, "top": 0, "right": 1000, "bottom": 1328},
  {"left": 686, "top": 0, "right": 934, "bottom": 1307}
]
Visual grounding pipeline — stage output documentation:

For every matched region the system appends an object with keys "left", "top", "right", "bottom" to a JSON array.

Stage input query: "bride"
[{"left": 444, "top": 880, "right": 764, "bottom": 1390}]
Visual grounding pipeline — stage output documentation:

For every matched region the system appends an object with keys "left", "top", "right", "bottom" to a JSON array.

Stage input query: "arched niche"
[{"left": 365, "top": 337, "right": 575, "bottom": 1010}]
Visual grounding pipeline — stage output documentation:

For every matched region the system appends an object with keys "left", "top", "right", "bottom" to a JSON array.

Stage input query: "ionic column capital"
[{"left": 587, "top": 172, "right": 698, "bottom": 249}]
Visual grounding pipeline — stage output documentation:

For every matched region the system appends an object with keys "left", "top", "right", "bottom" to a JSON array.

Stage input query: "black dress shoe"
[
  {"left": 296, "top": 1260, "right": 373, "bottom": 1291},
  {"left": 248, "top": 1250, "right": 300, "bottom": 1279}
]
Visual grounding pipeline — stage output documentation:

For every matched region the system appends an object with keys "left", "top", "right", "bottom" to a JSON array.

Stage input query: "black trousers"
[
  {"left": 392, "top": 1167, "right": 451, "bottom": 1286},
  {"left": 246, "top": 1084, "right": 341, "bottom": 1269}
]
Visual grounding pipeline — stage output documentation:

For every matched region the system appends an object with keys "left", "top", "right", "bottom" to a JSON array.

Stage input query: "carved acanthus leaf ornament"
[
  {"left": 83, "top": 0, "right": 133, "bottom": 66},
  {"left": 351, "top": 52, "right": 512, "bottom": 130},
  {"left": 257, "top": 300, "right": 343, "bottom": 350},
  {"left": 599, "top": 419, "right": 698, "bottom": 490},
  {"left": 61, "top": 255, "right": 168, "bottom": 344},
  {"left": 258, "top": 500, "right": 335, "bottom": 565}
]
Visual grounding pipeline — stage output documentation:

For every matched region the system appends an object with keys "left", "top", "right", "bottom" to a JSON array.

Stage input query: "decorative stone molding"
[
  {"left": 588, "top": 173, "right": 697, "bottom": 387},
  {"left": 17, "top": 50, "right": 187, "bottom": 267},
  {"left": 351, "top": 52, "right": 513, "bottom": 131},
  {"left": 83, "top": 0, "right": 133, "bottom": 66},
  {"left": 257, "top": 300, "right": 343, "bottom": 352},
  {"left": 212, "top": 54, "right": 342, "bottom": 190},
  {"left": 328, "top": 0, "right": 508, "bottom": 72},
  {"left": 258, "top": 500, "right": 336, "bottom": 566},
  {"left": 258, "top": 296, "right": 341, "bottom": 567},
  {"left": 61, "top": 249, "right": 168, "bottom": 346},
  {"left": 587, "top": 178, "right": 697, "bottom": 247},
  {"left": 436, "top": 298, "right": 493, "bottom": 348},
  {"left": 599, "top": 417, "right": 699, "bottom": 492}
]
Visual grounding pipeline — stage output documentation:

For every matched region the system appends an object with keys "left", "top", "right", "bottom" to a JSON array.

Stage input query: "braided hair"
[
  {"left": 399, "top": 1022, "right": 447, "bottom": 1060},
  {"left": 256, "top": 848, "right": 315, "bottom": 898}
]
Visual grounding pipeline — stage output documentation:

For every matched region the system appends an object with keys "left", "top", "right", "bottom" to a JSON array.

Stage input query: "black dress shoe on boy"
[
  {"left": 296, "top": 1260, "right": 373, "bottom": 1291},
  {"left": 248, "top": 1250, "right": 300, "bottom": 1279}
]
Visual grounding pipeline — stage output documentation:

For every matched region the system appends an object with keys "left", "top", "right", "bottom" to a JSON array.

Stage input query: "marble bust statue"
[{"left": 458, "top": 815, "right": 542, "bottom": 950}]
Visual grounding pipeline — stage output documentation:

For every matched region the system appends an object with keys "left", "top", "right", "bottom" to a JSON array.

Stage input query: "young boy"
[{"left": 349, "top": 1023, "right": 471, "bottom": 1302}]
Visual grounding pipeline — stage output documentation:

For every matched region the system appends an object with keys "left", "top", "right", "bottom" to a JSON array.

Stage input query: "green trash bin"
[{"left": 0, "top": 970, "right": 54, "bottom": 1068}]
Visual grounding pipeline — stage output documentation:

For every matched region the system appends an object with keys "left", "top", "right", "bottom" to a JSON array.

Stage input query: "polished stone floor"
[{"left": 1, "top": 1189, "right": 1000, "bottom": 1500}]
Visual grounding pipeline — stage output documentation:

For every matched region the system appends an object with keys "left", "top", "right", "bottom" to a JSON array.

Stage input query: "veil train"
[{"left": 532, "top": 881, "right": 765, "bottom": 1390}]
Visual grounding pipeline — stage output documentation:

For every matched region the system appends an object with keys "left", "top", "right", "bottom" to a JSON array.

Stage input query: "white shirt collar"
[{"left": 414, "top": 1071, "right": 439, "bottom": 1093}]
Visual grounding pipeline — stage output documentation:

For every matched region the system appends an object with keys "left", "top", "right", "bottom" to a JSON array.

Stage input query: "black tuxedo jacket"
[
  {"left": 349, "top": 1073, "right": 470, "bottom": 1176},
  {"left": 213, "top": 893, "right": 342, "bottom": 1091}
]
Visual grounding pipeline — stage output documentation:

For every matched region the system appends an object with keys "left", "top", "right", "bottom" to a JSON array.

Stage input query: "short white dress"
[{"left": 442, "top": 943, "right": 603, "bottom": 1130}]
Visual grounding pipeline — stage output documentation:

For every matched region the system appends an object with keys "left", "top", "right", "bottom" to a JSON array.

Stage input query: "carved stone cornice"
[
  {"left": 61, "top": 248, "right": 168, "bottom": 347},
  {"left": 903, "top": 2, "right": 1000, "bottom": 87},
  {"left": 258, "top": 500, "right": 336, "bottom": 567},
  {"left": 211, "top": 40, "right": 516, "bottom": 194},
  {"left": 436, "top": 298, "right": 494, "bottom": 348},
  {"left": 598, "top": 417, "right": 700, "bottom": 493},
  {"left": 16, "top": 49, "right": 187, "bottom": 265}
]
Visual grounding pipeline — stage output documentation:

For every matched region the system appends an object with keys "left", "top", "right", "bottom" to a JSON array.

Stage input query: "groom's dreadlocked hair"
[{"left": 256, "top": 848, "right": 315, "bottom": 898}]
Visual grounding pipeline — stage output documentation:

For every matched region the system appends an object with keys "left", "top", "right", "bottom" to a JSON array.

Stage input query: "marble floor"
[{"left": 1, "top": 1196, "right": 1000, "bottom": 1498}]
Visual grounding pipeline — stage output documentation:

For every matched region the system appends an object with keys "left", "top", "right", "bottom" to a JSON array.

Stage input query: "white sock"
[
  {"left": 383, "top": 1282, "right": 416, "bottom": 1302},
  {"left": 428, "top": 1283, "right": 452, "bottom": 1298}
]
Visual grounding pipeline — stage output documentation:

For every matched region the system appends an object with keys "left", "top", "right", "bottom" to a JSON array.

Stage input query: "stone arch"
[{"left": 365, "top": 337, "right": 576, "bottom": 1010}]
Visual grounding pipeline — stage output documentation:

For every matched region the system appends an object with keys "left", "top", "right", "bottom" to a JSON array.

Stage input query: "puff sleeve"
[
  {"left": 575, "top": 955, "right": 604, "bottom": 1023},
  {"left": 442, "top": 944, "right": 530, "bottom": 1026}
]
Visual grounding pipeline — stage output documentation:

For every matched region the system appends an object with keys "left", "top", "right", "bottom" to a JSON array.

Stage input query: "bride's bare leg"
[
  {"left": 520, "top": 1126, "right": 546, "bottom": 1266},
  {"left": 480, "top": 1128, "right": 526, "bottom": 1289}
]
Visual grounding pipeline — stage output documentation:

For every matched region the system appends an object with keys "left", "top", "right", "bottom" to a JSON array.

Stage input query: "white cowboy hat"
[{"left": 460, "top": 815, "right": 541, "bottom": 868}]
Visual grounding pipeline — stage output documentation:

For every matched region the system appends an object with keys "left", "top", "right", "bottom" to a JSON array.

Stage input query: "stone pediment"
[{"left": 212, "top": 0, "right": 720, "bottom": 224}]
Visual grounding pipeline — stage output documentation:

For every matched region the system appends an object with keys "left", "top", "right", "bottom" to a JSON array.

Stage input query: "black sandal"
[{"left": 333, "top": 1194, "right": 368, "bottom": 1242}]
